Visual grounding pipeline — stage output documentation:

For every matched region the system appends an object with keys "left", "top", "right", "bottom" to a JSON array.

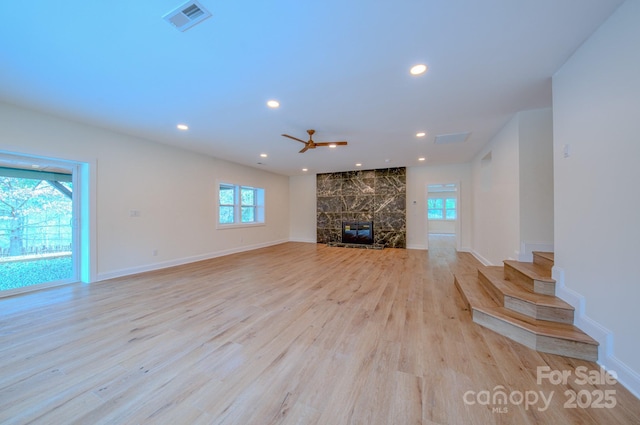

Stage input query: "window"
[
  {"left": 219, "top": 184, "right": 235, "bottom": 224},
  {"left": 218, "top": 183, "right": 265, "bottom": 226},
  {"left": 0, "top": 156, "right": 83, "bottom": 294},
  {"left": 428, "top": 197, "right": 456, "bottom": 220}
]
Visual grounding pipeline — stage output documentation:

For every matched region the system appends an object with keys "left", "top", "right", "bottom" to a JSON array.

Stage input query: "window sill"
[{"left": 216, "top": 222, "right": 265, "bottom": 230}]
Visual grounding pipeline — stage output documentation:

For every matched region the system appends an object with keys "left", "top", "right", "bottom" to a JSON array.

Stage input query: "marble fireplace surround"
[{"left": 316, "top": 167, "right": 406, "bottom": 248}]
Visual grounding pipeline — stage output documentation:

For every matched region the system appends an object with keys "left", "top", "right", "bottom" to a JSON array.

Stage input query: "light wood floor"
[{"left": 1, "top": 240, "right": 639, "bottom": 424}]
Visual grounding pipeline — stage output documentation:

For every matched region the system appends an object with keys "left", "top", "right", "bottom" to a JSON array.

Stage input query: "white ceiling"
[{"left": 0, "top": 0, "right": 623, "bottom": 176}]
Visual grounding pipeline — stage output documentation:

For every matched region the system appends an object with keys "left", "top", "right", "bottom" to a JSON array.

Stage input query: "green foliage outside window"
[
  {"left": 219, "top": 185, "right": 235, "bottom": 224},
  {"left": 218, "top": 183, "right": 264, "bottom": 225},
  {"left": 0, "top": 174, "right": 74, "bottom": 291},
  {"left": 427, "top": 197, "right": 456, "bottom": 220}
]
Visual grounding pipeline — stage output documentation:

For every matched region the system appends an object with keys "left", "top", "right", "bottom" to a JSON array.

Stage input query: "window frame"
[
  {"left": 427, "top": 196, "right": 457, "bottom": 221},
  {"left": 217, "top": 181, "right": 265, "bottom": 229},
  {"left": 0, "top": 151, "right": 93, "bottom": 295}
]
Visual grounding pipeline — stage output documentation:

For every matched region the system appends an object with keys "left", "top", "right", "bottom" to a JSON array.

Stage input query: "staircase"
[{"left": 455, "top": 252, "right": 598, "bottom": 361}]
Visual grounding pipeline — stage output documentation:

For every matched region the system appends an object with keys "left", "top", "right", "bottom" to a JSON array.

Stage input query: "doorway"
[
  {"left": 426, "top": 182, "right": 459, "bottom": 254},
  {"left": 0, "top": 152, "right": 87, "bottom": 295}
]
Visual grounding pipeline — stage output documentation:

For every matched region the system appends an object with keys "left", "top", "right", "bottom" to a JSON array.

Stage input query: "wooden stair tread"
[
  {"left": 475, "top": 305, "right": 598, "bottom": 346},
  {"left": 479, "top": 267, "right": 573, "bottom": 310},
  {"left": 532, "top": 251, "right": 554, "bottom": 262},
  {"left": 454, "top": 273, "right": 495, "bottom": 309},
  {"left": 504, "top": 259, "right": 555, "bottom": 283}
]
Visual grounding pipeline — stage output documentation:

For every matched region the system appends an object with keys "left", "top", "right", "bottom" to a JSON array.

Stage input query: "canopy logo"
[{"left": 462, "top": 366, "right": 618, "bottom": 413}]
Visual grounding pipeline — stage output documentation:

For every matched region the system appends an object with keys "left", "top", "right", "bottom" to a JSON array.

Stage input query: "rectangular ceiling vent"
[
  {"left": 434, "top": 131, "right": 471, "bottom": 145},
  {"left": 163, "top": 0, "right": 212, "bottom": 32}
]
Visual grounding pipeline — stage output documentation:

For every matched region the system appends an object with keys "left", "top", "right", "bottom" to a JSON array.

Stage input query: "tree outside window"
[
  {"left": 428, "top": 197, "right": 456, "bottom": 220},
  {"left": 219, "top": 184, "right": 235, "bottom": 224},
  {"left": 218, "top": 183, "right": 264, "bottom": 226}
]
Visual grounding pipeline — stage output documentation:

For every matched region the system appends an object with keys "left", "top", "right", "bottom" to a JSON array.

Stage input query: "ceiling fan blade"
[
  {"left": 314, "top": 141, "right": 348, "bottom": 147},
  {"left": 282, "top": 134, "right": 308, "bottom": 144},
  {"left": 299, "top": 145, "right": 310, "bottom": 153}
]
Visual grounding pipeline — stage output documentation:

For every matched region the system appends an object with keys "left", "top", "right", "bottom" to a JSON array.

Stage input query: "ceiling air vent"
[
  {"left": 163, "top": 0, "right": 212, "bottom": 32},
  {"left": 434, "top": 131, "right": 471, "bottom": 145}
]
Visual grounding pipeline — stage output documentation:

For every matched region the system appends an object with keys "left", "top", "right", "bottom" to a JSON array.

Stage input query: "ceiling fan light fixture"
[{"left": 281, "top": 129, "right": 347, "bottom": 153}]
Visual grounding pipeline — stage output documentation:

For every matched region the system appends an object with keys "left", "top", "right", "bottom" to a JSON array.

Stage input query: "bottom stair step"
[
  {"left": 473, "top": 306, "right": 598, "bottom": 362},
  {"left": 454, "top": 273, "right": 598, "bottom": 362}
]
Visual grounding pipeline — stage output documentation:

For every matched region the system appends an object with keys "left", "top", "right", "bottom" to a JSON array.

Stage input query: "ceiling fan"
[{"left": 281, "top": 129, "right": 348, "bottom": 153}]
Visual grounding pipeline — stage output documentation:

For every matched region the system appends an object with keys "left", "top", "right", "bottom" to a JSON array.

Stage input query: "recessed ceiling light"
[
  {"left": 416, "top": 132, "right": 426, "bottom": 138},
  {"left": 267, "top": 100, "right": 280, "bottom": 108},
  {"left": 410, "top": 64, "right": 428, "bottom": 75},
  {"left": 177, "top": 124, "right": 189, "bottom": 131},
  {"left": 260, "top": 153, "right": 268, "bottom": 158},
  {"left": 418, "top": 157, "right": 426, "bottom": 161},
  {"left": 355, "top": 163, "right": 362, "bottom": 167},
  {"left": 302, "top": 168, "right": 308, "bottom": 172}
]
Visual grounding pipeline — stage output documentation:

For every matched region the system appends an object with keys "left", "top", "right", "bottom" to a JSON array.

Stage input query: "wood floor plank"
[{"left": 1, "top": 239, "right": 639, "bottom": 424}]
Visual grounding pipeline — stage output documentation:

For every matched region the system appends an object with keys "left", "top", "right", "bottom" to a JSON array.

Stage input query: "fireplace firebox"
[{"left": 342, "top": 221, "right": 374, "bottom": 245}]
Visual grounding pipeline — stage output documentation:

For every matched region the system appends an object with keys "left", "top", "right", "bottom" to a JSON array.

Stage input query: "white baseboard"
[
  {"left": 519, "top": 241, "right": 554, "bottom": 262},
  {"left": 470, "top": 249, "right": 493, "bottom": 266},
  {"left": 553, "top": 266, "right": 640, "bottom": 400},
  {"left": 288, "top": 237, "right": 317, "bottom": 243},
  {"left": 95, "top": 239, "right": 289, "bottom": 282},
  {"left": 407, "top": 243, "right": 427, "bottom": 250}
]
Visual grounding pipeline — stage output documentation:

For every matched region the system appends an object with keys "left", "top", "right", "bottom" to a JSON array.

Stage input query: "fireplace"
[{"left": 342, "top": 221, "right": 374, "bottom": 245}]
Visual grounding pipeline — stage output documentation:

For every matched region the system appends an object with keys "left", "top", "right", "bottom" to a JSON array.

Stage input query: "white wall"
[
  {"left": 553, "top": 0, "right": 640, "bottom": 394},
  {"left": 519, "top": 108, "right": 554, "bottom": 247},
  {"left": 428, "top": 220, "right": 455, "bottom": 234},
  {"left": 471, "top": 115, "right": 520, "bottom": 264},
  {"left": 289, "top": 174, "right": 317, "bottom": 242},
  {"left": 471, "top": 108, "right": 554, "bottom": 265},
  {"left": 0, "top": 102, "right": 290, "bottom": 281},
  {"left": 406, "top": 164, "right": 472, "bottom": 250}
]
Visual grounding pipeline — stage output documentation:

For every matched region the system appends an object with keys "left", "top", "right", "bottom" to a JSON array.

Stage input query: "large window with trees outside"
[
  {"left": 0, "top": 165, "right": 75, "bottom": 292},
  {"left": 218, "top": 183, "right": 265, "bottom": 226}
]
